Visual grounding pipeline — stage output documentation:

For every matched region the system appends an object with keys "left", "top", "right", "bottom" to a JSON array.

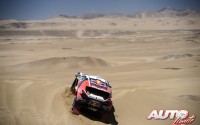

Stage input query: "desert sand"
[{"left": 0, "top": 15, "right": 200, "bottom": 125}]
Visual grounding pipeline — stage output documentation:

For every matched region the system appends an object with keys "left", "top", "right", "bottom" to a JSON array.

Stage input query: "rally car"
[{"left": 70, "top": 72, "right": 112, "bottom": 122}]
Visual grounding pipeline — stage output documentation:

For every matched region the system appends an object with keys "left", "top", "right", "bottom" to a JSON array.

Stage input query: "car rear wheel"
[{"left": 101, "top": 111, "right": 110, "bottom": 123}]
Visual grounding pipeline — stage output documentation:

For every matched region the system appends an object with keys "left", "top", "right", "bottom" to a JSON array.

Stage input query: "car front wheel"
[{"left": 71, "top": 96, "right": 80, "bottom": 115}]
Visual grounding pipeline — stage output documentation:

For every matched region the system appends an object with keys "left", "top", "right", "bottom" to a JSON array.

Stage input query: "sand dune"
[
  {"left": 157, "top": 54, "right": 194, "bottom": 61},
  {"left": 0, "top": 15, "right": 200, "bottom": 125},
  {"left": 3, "top": 56, "right": 110, "bottom": 72},
  {"left": 179, "top": 95, "right": 200, "bottom": 101},
  {"left": 0, "top": 30, "right": 139, "bottom": 38},
  {"left": 0, "top": 30, "right": 77, "bottom": 37}
]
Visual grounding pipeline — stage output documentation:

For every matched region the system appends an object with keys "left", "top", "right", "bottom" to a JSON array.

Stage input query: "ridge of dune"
[
  {"left": 4, "top": 56, "right": 110, "bottom": 72},
  {"left": 157, "top": 53, "right": 194, "bottom": 61}
]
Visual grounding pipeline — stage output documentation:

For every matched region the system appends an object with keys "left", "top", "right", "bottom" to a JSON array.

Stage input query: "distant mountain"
[
  {"left": 55, "top": 7, "right": 200, "bottom": 20},
  {"left": 57, "top": 13, "right": 130, "bottom": 19},
  {"left": 58, "top": 15, "right": 78, "bottom": 19},
  {"left": 56, "top": 7, "right": 200, "bottom": 19},
  {"left": 0, "top": 22, "right": 28, "bottom": 29},
  {"left": 133, "top": 7, "right": 200, "bottom": 18}
]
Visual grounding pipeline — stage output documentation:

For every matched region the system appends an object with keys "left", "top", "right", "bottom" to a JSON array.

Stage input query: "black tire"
[
  {"left": 71, "top": 96, "right": 79, "bottom": 115},
  {"left": 101, "top": 111, "right": 110, "bottom": 123}
]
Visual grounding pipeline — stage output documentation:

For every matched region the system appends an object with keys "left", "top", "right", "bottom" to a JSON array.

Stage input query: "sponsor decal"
[{"left": 90, "top": 79, "right": 107, "bottom": 90}]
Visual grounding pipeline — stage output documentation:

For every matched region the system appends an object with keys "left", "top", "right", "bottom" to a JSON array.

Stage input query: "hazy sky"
[{"left": 0, "top": 0, "right": 200, "bottom": 20}]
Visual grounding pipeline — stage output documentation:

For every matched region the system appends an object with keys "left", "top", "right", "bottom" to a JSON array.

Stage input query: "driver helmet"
[{"left": 75, "top": 72, "right": 83, "bottom": 78}]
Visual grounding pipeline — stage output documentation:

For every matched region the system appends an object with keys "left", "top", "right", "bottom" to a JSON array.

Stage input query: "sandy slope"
[{"left": 0, "top": 18, "right": 200, "bottom": 125}]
